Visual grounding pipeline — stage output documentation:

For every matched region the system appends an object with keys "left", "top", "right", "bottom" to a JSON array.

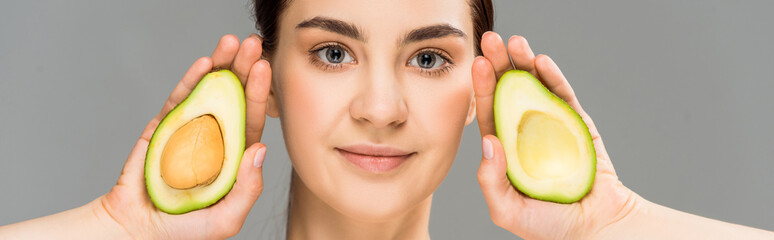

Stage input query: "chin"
[
  {"left": 328, "top": 153, "right": 438, "bottom": 222},
  {"left": 327, "top": 182, "right": 427, "bottom": 223},
  {"left": 291, "top": 142, "right": 447, "bottom": 223}
]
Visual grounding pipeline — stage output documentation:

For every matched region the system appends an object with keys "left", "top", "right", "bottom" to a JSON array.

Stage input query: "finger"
[
  {"left": 209, "top": 143, "right": 267, "bottom": 235},
  {"left": 481, "top": 31, "right": 514, "bottom": 78},
  {"left": 211, "top": 34, "right": 240, "bottom": 70},
  {"left": 249, "top": 33, "right": 264, "bottom": 52},
  {"left": 533, "top": 55, "right": 596, "bottom": 139},
  {"left": 232, "top": 35, "right": 263, "bottom": 86},
  {"left": 116, "top": 130, "right": 153, "bottom": 187},
  {"left": 477, "top": 135, "right": 524, "bottom": 228},
  {"left": 506, "top": 35, "right": 538, "bottom": 77},
  {"left": 472, "top": 56, "right": 497, "bottom": 137},
  {"left": 534, "top": 55, "right": 578, "bottom": 108},
  {"left": 250, "top": 33, "right": 266, "bottom": 60},
  {"left": 580, "top": 110, "right": 614, "bottom": 175},
  {"left": 144, "top": 57, "right": 213, "bottom": 141},
  {"left": 534, "top": 55, "right": 614, "bottom": 174},
  {"left": 245, "top": 60, "right": 272, "bottom": 146}
]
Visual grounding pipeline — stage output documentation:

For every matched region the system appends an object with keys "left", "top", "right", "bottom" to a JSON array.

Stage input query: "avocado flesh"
[
  {"left": 493, "top": 70, "right": 595, "bottom": 203},
  {"left": 145, "top": 70, "right": 245, "bottom": 214}
]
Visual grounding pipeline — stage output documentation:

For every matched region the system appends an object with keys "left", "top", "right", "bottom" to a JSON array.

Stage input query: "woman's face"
[{"left": 268, "top": 0, "right": 477, "bottom": 221}]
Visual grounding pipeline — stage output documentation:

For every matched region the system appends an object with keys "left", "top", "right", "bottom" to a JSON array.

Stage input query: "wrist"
[
  {"left": 587, "top": 191, "right": 649, "bottom": 240},
  {"left": 86, "top": 195, "right": 133, "bottom": 239}
]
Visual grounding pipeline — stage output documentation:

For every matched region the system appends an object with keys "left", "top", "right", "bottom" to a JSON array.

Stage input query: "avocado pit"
[{"left": 160, "top": 114, "right": 225, "bottom": 189}]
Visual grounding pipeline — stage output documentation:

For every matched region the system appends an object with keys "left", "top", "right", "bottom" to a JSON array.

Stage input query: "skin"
[
  {"left": 1, "top": 0, "right": 773, "bottom": 239},
  {"left": 266, "top": 0, "right": 475, "bottom": 239}
]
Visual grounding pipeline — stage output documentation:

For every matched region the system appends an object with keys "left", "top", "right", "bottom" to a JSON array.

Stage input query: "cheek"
[
  {"left": 276, "top": 61, "right": 353, "bottom": 170},
  {"left": 413, "top": 73, "right": 472, "bottom": 141},
  {"left": 406, "top": 73, "right": 474, "bottom": 176}
]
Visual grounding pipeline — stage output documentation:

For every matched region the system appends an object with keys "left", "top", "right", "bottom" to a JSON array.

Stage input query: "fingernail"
[
  {"left": 482, "top": 138, "right": 494, "bottom": 160},
  {"left": 253, "top": 147, "right": 266, "bottom": 168}
]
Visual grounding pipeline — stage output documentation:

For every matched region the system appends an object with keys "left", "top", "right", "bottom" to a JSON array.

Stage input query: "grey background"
[{"left": 1, "top": 0, "right": 772, "bottom": 239}]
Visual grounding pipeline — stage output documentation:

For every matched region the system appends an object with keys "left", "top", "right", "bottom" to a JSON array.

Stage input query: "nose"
[{"left": 349, "top": 69, "right": 408, "bottom": 129}]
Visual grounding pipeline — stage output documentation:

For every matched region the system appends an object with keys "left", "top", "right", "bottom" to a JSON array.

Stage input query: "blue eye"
[
  {"left": 316, "top": 45, "right": 354, "bottom": 64},
  {"left": 409, "top": 52, "right": 445, "bottom": 69}
]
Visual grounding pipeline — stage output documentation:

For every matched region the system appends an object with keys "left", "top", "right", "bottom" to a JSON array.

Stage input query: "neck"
[{"left": 286, "top": 171, "right": 432, "bottom": 240}]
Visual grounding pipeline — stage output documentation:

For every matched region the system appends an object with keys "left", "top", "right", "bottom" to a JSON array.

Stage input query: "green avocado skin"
[
  {"left": 493, "top": 70, "right": 595, "bottom": 204},
  {"left": 144, "top": 69, "right": 246, "bottom": 214}
]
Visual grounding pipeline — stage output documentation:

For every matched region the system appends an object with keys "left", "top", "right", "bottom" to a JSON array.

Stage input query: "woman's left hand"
[{"left": 472, "top": 31, "right": 639, "bottom": 240}]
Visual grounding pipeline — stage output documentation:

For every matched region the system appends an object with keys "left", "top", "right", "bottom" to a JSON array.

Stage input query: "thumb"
[
  {"left": 209, "top": 142, "right": 267, "bottom": 234},
  {"left": 476, "top": 135, "right": 524, "bottom": 227}
]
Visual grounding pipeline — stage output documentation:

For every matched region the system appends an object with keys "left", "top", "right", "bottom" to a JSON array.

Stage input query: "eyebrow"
[
  {"left": 401, "top": 24, "right": 467, "bottom": 45},
  {"left": 296, "top": 17, "right": 366, "bottom": 42},
  {"left": 295, "top": 17, "right": 467, "bottom": 45}
]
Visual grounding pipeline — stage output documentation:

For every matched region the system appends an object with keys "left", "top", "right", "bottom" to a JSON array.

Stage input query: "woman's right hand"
[{"left": 98, "top": 34, "right": 273, "bottom": 239}]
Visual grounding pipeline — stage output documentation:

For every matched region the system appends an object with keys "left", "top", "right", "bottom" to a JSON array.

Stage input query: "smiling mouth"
[{"left": 335, "top": 145, "right": 416, "bottom": 173}]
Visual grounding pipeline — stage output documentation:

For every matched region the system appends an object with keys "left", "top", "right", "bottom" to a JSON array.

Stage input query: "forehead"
[{"left": 282, "top": 0, "right": 473, "bottom": 40}]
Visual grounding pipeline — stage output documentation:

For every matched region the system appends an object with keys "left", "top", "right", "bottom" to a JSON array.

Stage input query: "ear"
[
  {"left": 266, "top": 85, "right": 279, "bottom": 118},
  {"left": 464, "top": 93, "right": 476, "bottom": 125}
]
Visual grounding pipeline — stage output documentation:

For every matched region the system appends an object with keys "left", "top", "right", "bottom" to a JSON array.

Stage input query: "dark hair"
[
  {"left": 250, "top": 0, "right": 493, "bottom": 238},
  {"left": 253, "top": 0, "right": 493, "bottom": 57}
]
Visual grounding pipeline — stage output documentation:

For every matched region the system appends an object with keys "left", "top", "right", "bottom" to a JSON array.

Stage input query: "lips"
[{"left": 336, "top": 144, "right": 415, "bottom": 173}]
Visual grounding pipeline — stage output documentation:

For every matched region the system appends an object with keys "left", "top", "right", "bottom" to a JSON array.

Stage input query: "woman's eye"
[
  {"left": 316, "top": 46, "right": 354, "bottom": 64},
  {"left": 409, "top": 52, "right": 446, "bottom": 69}
]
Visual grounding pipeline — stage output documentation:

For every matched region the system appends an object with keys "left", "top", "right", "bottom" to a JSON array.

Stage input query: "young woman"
[{"left": 2, "top": 0, "right": 773, "bottom": 239}]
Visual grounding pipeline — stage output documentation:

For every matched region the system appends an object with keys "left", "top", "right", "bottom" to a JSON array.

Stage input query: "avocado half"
[
  {"left": 493, "top": 70, "right": 595, "bottom": 203},
  {"left": 145, "top": 69, "right": 246, "bottom": 214}
]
